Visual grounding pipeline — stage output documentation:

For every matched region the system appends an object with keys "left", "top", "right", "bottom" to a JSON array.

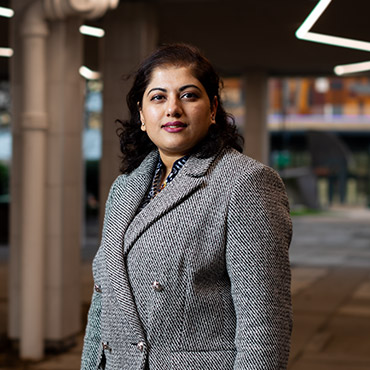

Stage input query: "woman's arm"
[
  {"left": 226, "top": 164, "right": 292, "bottom": 369},
  {"left": 81, "top": 287, "right": 103, "bottom": 370},
  {"left": 81, "top": 178, "right": 121, "bottom": 370}
]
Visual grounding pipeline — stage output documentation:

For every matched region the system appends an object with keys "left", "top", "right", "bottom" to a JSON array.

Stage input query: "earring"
[{"left": 141, "top": 122, "right": 145, "bottom": 126}]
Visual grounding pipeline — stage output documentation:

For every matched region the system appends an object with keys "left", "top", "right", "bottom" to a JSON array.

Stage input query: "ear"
[
  {"left": 140, "top": 115, "right": 146, "bottom": 131},
  {"left": 211, "top": 96, "right": 218, "bottom": 124},
  {"left": 138, "top": 103, "right": 146, "bottom": 132}
]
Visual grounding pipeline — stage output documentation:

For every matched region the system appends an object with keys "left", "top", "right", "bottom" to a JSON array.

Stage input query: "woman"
[{"left": 81, "top": 44, "right": 292, "bottom": 370}]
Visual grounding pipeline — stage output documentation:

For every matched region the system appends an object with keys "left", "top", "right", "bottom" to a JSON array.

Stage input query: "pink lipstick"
[{"left": 162, "top": 121, "right": 187, "bottom": 133}]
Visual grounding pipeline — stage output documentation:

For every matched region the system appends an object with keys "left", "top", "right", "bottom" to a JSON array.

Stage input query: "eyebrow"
[{"left": 146, "top": 84, "right": 202, "bottom": 96}]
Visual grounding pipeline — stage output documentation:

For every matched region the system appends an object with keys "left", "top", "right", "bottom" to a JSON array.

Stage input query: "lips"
[
  {"left": 162, "top": 121, "right": 188, "bottom": 133},
  {"left": 162, "top": 121, "right": 187, "bottom": 128}
]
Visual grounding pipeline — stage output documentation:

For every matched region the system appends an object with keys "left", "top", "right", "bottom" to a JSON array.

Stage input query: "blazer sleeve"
[
  {"left": 81, "top": 285, "right": 103, "bottom": 370},
  {"left": 81, "top": 179, "right": 119, "bottom": 370},
  {"left": 226, "top": 164, "right": 292, "bottom": 370}
]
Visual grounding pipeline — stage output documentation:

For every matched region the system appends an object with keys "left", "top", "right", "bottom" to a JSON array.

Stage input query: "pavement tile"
[
  {"left": 338, "top": 301, "right": 370, "bottom": 317},
  {"left": 291, "top": 267, "right": 327, "bottom": 295},
  {"left": 289, "top": 358, "right": 370, "bottom": 370},
  {"left": 289, "top": 312, "right": 327, "bottom": 361},
  {"left": 353, "top": 281, "right": 370, "bottom": 299}
]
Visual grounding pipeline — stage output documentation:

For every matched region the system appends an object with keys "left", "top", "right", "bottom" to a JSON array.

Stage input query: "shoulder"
[
  {"left": 213, "top": 148, "right": 289, "bottom": 208},
  {"left": 107, "top": 150, "right": 158, "bottom": 198},
  {"left": 106, "top": 174, "right": 128, "bottom": 204},
  {"left": 215, "top": 148, "right": 282, "bottom": 184}
]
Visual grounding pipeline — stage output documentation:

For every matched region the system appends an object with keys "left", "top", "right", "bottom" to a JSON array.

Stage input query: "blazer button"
[
  {"left": 137, "top": 341, "right": 144, "bottom": 352},
  {"left": 94, "top": 284, "right": 102, "bottom": 293},
  {"left": 152, "top": 281, "right": 163, "bottom": 292},
  {"left": 102, "top": 342, "right": 112, "bottom": 352}
]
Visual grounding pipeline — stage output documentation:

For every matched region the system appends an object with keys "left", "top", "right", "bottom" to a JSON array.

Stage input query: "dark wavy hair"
[{"left": 117, "top": 43, "right": 243, "bottom": 174}]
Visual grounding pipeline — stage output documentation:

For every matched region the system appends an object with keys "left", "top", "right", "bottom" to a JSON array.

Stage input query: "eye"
[
  {"left": 181, "top": 92, "right": 199, "bottom": 100},
  {"left": 150, "top": 94, "right": 165, "bottom": 102}
]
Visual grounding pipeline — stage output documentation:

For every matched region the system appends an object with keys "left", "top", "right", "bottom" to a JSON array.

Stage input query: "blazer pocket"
[{"left": 171, "top": 350, "right": 235, "bottom": 370}]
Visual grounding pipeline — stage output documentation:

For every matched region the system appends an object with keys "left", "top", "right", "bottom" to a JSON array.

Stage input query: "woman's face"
[{"left": 139, "top": 65, "right": 217, "bottom": 162}]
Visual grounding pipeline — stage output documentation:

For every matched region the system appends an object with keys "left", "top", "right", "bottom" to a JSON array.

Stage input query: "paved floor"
[
  {"left": 288, "top": 207, "right": 370, "bottom": 370},
  {"left": 0, "top": 206, "right": 369, "bottom": 369}
]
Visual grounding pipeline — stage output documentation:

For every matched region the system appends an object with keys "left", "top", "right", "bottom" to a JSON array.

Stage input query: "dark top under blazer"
[{"left": 81, "top": 147, "right": 293, "bottom": 370}]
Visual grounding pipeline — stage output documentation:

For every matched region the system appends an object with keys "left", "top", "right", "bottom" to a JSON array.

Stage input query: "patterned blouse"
[{"left": 138, "top": 155, "right": 189, "bottom": 211}]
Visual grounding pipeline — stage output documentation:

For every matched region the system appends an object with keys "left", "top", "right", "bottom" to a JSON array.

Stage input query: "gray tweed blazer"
[{"left": 81, "top": 148, "right": 292, "bottom": 370}]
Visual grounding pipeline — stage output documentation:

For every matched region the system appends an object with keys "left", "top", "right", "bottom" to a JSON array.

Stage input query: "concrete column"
[
  {"left": 19, "top": 0, "right": 49, "bottom": 360},
  {"left": 44, "top": 17, "right": 84, "bottom": 347},
  {"left": 100, "top": 2, "right": 158, "bottom": 216},
  {"left": 243, "top": 71, "right": 269, "bottom": 164}
]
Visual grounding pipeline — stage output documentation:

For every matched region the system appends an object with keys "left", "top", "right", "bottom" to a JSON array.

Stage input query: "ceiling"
[
  {"left": 154, "top": 0, "right": 370, "bottom": 76},
  {"left": 1, "top": 0, "right": 370, "bottom": 79}
]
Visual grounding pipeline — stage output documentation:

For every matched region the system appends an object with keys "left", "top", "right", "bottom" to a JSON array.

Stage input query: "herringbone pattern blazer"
[{"left": 81, "top": 148, "right": 292, "bottom": 370}]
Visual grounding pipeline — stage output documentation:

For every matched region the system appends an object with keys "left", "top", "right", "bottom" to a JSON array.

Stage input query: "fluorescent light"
[
  {"left": 79, "top": 25, "right": 105, "bottom": 38},
  {"left": 79, "top": 66, "right": 101, "bottom": 80},
  {"left": 334, "top": 61, "right": 370, "bottom": 75},
  {"left": 295, "top": 0, "right": 370, "bottom": 52},
  {"left": 299, "top": 31, "right": 370, "bottom": 52},
  {"left": 0, "top": 6, "right": 14, "bottom": 18},
  {"left": 296, "top": 0, "right": 332, "bottom": 39},
  {"left": 0, "top": 47, "right": 14, "bottom": 57}
]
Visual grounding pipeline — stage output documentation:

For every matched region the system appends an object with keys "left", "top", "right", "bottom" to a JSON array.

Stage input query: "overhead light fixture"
[
  {"left": 0, "top": 47, "right": 14, "bottom": 57},
  {"left": 0, "top": 6, "right": 14, "bottom": 18},
  {"left": 334, "top": 61, "right": 370, "bottom": 76},
  {"left": 79, "top": 25, "right": 105, "bottom": 38},
  {"left": 295, "top": 0, "right": 370, "bottom": 52},
  {"left": 79, "top": 66, "right": 102, "bottom": 80}
]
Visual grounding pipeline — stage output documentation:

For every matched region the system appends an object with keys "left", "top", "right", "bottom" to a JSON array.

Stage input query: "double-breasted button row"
[
  {"left": 152, "top": 281, "right": 163, "bottom": 292},
  {"left": 137, "top": 341, "right": 144, "bottom": 352},
  {"left": 102, "top": 342, "right": 111, "bottom": 352},
  {"left": 94, "top": 284, "right": 102, "bottom": 293}
]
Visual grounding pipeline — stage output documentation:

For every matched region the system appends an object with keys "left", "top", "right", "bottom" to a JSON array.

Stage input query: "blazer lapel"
[
  {"left": 103, "top": 151, "right": 158, "bottom": 339},
  {"left": 123, "top": 152, "right": 218, "bottom": 254}
]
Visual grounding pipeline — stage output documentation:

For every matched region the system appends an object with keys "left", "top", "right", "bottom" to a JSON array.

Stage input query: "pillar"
[
  {"left": 18, "top": 1, "right": 49, "bottom": 359},
  {"left": 100, "top": 2, "right": 158, "bottom": 216},
  {"left": 243, "top": 71, "right": 269, "bottom": 164},
  {"left": 44, "top": 16, "right": 84, "bottom": 348},
  {"left": 9, "top": 0, "right": 118, "bottom": 360}
]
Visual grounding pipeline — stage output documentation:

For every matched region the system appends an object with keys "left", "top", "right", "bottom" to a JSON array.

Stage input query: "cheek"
[
  {"left": 143, "top": 106, "right": 161, "bottom": 123},
  {"left": 193, "top": 106, "right": 212, "bottom": 126}
]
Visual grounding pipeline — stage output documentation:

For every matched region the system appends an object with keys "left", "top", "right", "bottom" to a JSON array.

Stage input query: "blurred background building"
[{"left": 0, "top": 0, "right": 369, "bottom": 367}]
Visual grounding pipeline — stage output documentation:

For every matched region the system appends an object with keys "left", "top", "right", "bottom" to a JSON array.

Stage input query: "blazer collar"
[{"left": 122, "top": 150, "right": 218, "bottom": 253}]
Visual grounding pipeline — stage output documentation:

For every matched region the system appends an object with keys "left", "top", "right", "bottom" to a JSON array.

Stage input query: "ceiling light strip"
[
  {"left": 334, "top": 60, "right": 370, "bottom": 75},
  {"left": 79, "top": 66, "right": 102, "bottom": 80},
  {"left": 79, "top": 25, "right": 105, "bottom": 38},
  {"left": 0, "top": 47, "right": 14, "bottom": 57},
  {"left": 295, "top": 0, "right": 370, "bottom": 52},
  {"left": 0, "top": 6, "right": 14, "bottom": 18},
  {"left": 303, "top": 33, "right": 370, "bottom": 52},
  {"left": 296, "top": 0, "right": 332, "bottom": 38}
]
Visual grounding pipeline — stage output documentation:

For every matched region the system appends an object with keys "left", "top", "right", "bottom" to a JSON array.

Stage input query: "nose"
[{"left": 166, "top": 96, "right": 182, "bottom": 117}]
